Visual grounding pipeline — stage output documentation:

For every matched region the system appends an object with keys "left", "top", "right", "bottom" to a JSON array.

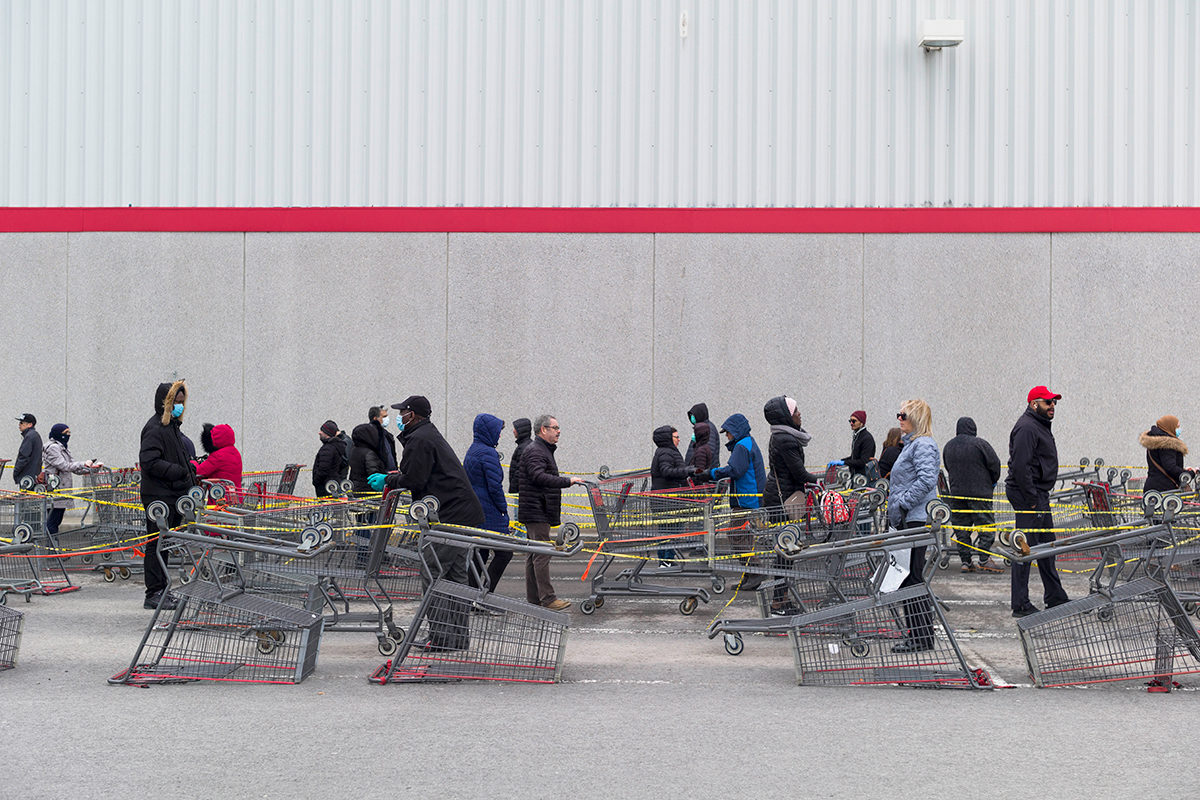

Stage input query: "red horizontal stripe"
[{"left": 1, "top": 206, "right": 1199, "bottom": 233}]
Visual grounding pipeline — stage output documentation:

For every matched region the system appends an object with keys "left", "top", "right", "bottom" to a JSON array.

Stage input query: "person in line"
[
  {"left": 370, "top": 396, "right": 484, "bottom": 651},
  {"left": 1140, "top": 414, "right": 1191, "bottom": 491},
  {"left": 194, "top": 423, "right": 243, "bottom": 500},
  {"left": 1007, "top": 386, "right": 1070, "bottom": 618},
  {"left": 942, "top": 416, "right": 1002, "bottom": 573},
  {"left": 13, "top": 413, "right": 41, "bottom": 486},
  {"left": 688, "top": 422, "right": 715, "bottom": 479},
  {"left": 464, "top": 413, "right": 513, "bottom": 592},
  {"left": 42, "top": 423, "right": 101, "bottom": 539},
  {"left": 369, "top": 405, "right": 397, "bottom": 472},
  {"left": 761, "top": 395, "right": 817, "bottom": 519},
  {"left": 348, "top": 422, "right": 386, "bottom": 496},
  {"left": 508, "top": 417, "right": 533, "bottom": 511},
  {"left": 886, "top": 399, "right": 940, "bottom": 653},
  {"left": 519, "top": 415, "right": 587, "bottom": 611},
  {"left": 312, "top": 420, "right": 351, "bottom": 497},
  {"left": 878, "top": 427, "right": 904, "bottom": 479},
  {"left": 706, "top": 413, "right": 766, "bottom": 591},
  {"left": 139, "top": 380, "right": 195, "bottom": 610},
  {"left": 833, "top": 410, "right": 876, "bottom": 479},
  {"left": 650, "top": 425, "right": 692, "bottom": 564},
  {"left": 684, "top": 402, "right": 721, "bottom": 468}
]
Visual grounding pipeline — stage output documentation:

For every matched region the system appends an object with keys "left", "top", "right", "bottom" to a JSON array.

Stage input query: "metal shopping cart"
[
  {"left": 0, "top": 541, "right": 40, "bottom": 604},
  {"left": 0, "top": 601, "right": 22, "bottom": 670},
  {"left": 0, "top": 490, "right": 78, "bottom": 594},
  {"left": 109, "top": 500, "right": 330, "bottom": 686},
  {"left": 997, "top": 493, "right": 1200, "bottom": 691},
  {"left": 370, "top": 497, "right": 583, "bottom": 685}
]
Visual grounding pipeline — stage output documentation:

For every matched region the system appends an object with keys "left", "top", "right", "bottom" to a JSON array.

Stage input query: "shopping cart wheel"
[
  {"left": 340, "top": 479, "right": 353, "bottom": 493},
  {"left": 146, "top": 500, "right": 169, "bottom": 524},
  {"left": 579, "top": 599, "right": 596, "bottom": 615},
  {"left": 315, "top": 522, "right": 335, "bottom": 544},
  {"left": 17, "top": 475, "right": 34, "bottom": 491},
  {"left": 927, "top": 500, "right": 952, "bottom": 526},
  {"left": 775, "top": 526, "right": 799, "bottom": 555},
  {"left": 325, "top": 480, "right": 341, "bottom": 496},
  {"left": 256, "top": 636, "right": 276, "bottom": 655},
  {"left": 208, "top": 483, "right": 226, "bottom": 501},
  {"left": 408, "top": 500, "right": 430, "bottom": 522},
  {"left": 874, "top": 478, "right": 889, "bottom": 493},
  {"left": 1097, "top": 605, "right": 1114, "bottom": 622},
  {"left": 937, "top": 554, "right": 951, "bottom": 570},
  {"left": 723, "top": 632, "right": 744, "bottom": 656},
  {"left": 187, "top": 485, "right": 205, "bottom": 503},
  {"left": 1163, "top": 495, "right": 1184, "bottom": 518},
  {"left": 1079, "top": 458, "right": 1090, "bottom": 468},
  {"left": 679, "top": 596, "right": 699, "bottom": 616},
  {"left": 378, "top": 636, "right": 398, "bottom": 656},
  {"left": 598, "top": 465, "right": 610, "bottom": 479},
  {"left": 12, "top": 523, "right": 32, "bottom": 544},
  {"left": 849, "top": 640, "right": 870, "bottom": 658},
  {"left": 559, "top": 522, "right": 581, "bottom": 547},
  {"left": 1012, "top": 531, "right": 1030, "bottom": 556},
  {"left": 131, "top": 472, "right": 141, "bottom": 484},
  {"left": 1094, "top": 458, "right": 1104, "bottom": 467},
  {"left": 47, "top": 474, "right": 60, "bottom": 490},
  {"left": 592, "top": 596, "right": 604, "bottom": 608},
  {"left": 119, "top": 566, "right": 131, "bottom": 580},
  {"left": 1184, "top": 602, "right": 1198, "bottom": 615},
  {"left": 267, "top": 630, "right": 285, "bottom": 643},
  {"left": 711, "top": 576, "right": 726, "bottom": 595},
  {"left": 851, "top": 473, "right": 867, "bottom": 488},
  {"left": 175, "top": 495, "right": 197, "bottom": 517},
  {"left": 81, "top": 554, "right": 94, "bottom": 565},
  {"left": 299, "top": 527, "right": 321, "bottom": 550},
  {"left": 997, "top": 530, "right": 1012, "bottom": 548}
]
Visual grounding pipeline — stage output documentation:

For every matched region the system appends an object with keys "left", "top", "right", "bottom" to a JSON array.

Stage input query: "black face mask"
[{"left": 54, "top": 434, "right": 70, "bottom": 445}]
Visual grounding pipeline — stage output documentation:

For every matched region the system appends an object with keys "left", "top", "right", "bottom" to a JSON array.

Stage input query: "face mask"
[
  {"left": 688, "top": 414, "right": 696, "bottom": 424},
  {"left": 59, "top": 434, "right": 70, "bottom": 445},
  {"left": 380, "top": 416, "right": 389, "bottom": 427},
  {"left": 397, "top": 420, "right": 406, "bottom": 433},
  {"left": 690, "top": 434, "right": 696, "bottom": 443},
  {"left": 171, "top": 403, "right": 184, "bottom": 418},
  {"left": 1176, "top": 427, "right": 1183, "bottom": 437}
]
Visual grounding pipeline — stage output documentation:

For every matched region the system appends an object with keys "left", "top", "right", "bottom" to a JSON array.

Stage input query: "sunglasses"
[
  {"left": 896, "top": 412, "right": 908, "bottom": 421},
  {"left": 1037, "top": 399, "right": 1058, "bottom": 406}
]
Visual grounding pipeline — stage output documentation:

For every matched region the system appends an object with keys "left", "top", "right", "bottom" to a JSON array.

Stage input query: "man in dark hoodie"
[
  {"left": 349, "top": 422, "right": 386, "bottom": 496},
  {"left": 942, "top": 416, "right": 1002, "bottom": 573},
  {"left": 1007, "top": 386, "right": 1069, "bottom": 617},
  {"left": 369, "top": 405, "right": 398, "bottom": 472},
  {"left": 370, "top": 395, "right": 484, "bottom": 650},
  {"left": 689, "top": 423, "right": 715, "bottom": 477},
  {"left": 508, "top": 417, "right": 533, "bottom": 500},
  {"left": 684, "top": 403, "right": 720, "bottom": 468},
  {"left": 651, "top": 425, "right": 693, "bottom": 564},
  {"left": 313, "top": 420, "right": 351, "bottom": 496},
  {"left": 139, "top": 380, "right": 194, "bottom": 610}
]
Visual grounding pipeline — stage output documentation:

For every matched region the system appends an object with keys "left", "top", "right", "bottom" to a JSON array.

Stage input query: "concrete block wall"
[{"left": 0, "top": 231, "right": 1183, "bottom": 491}]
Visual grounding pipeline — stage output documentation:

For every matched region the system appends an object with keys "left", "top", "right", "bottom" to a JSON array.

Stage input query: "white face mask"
[{"left": 380, "top": 416, "right": 389, "bottom": 427}]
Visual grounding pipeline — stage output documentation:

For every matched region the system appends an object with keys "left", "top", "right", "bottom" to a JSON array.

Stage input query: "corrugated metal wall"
[{"left": 2, "top": 0, "right": 1196, "bottom": 207}]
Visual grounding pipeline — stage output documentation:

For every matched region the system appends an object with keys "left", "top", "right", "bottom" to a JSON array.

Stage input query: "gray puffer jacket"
[{"left": 43, "top": 440, "right": 96, "bottom": 509}]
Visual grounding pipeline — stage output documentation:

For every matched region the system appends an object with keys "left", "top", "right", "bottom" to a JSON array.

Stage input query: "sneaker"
[
  {"left": 144, "top": 591, "right": 179, "bottom": 611},
  {"left": 977, "top": 561, "right": 1004, "bottom": 574},
  {"left": 891, "top": 639, "right": 934, "bottom": 653},
  {"left": 960, "top": 563, "right": 976, "bottom": 573},
  {"left": 1012, "top": 605, "right": 1041, "bottom": 618},
  {"left": 543, "top": 598, "right": 571, "bottom": 611}
]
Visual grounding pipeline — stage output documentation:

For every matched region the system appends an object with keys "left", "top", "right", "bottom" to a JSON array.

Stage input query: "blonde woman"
[{"left": 885, "top": 399, "right": 940, "bottom": 653}]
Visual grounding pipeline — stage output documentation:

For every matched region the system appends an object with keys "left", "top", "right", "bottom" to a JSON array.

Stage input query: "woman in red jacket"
[{"left": 193, "top": 423, "right": 243, "bottom": 500}]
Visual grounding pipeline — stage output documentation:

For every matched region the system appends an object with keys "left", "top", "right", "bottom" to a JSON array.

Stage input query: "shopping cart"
[
  {"left": 370, "top": 497, "right": 583, "bottom": 685},
  {"left": 578, "top": 482, "right": 720, "bottom": 616},
  {"left": 70, "top": 468, "right": 147, "bottom": 580},
  {"left": 109, "top": 500, "right": 330, "bottom": 686},
  {"left": 0, "top": 490, "right": 78, "bottom": 594},
  {"left": 241, "top": 464, "right": 304, "bottom": 507},
  {"left": 0, "top": 601, "right": 22, "bottom": 670},
  {"left": 0, "top": 541, "right": 40, "bottom": 604},
  {"left": 998, "top": 493, "right": 1200, "bottom": 690}
]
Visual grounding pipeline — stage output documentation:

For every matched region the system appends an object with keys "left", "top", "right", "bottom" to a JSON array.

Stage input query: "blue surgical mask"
[
  {"left": 1176, "top": 427, "right": 1183, "bottom": 437},
  {"left": 690, "top": 434, "right": 696, "bottom": 443},
  {"left": 397, "top": 420, "right": 406, "bottom": 433},
  {"left": 171, "top": 403, "right": 184, "bottom": 418}
]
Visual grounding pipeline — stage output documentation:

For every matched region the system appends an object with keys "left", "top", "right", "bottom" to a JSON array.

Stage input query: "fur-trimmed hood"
[
  {"left": 1140, "top": 428, "right": 1188, "bottom": 456},
  {"left": 155, "top": 380, "right": 188, "bottom": 426}
]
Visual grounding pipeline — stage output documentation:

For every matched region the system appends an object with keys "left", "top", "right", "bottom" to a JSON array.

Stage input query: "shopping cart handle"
[{"left": 0, "top": 542, "right": 34, "bottom": 555}]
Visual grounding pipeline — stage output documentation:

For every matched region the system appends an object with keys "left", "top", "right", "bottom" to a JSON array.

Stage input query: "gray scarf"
[{"left": 771, "top": 424, "right": 812, "bottom": 447}]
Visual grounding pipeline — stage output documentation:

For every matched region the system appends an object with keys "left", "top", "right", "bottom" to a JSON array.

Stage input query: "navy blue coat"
[{"left": 463, "top": 413, "right": 510, "bottom": 533}]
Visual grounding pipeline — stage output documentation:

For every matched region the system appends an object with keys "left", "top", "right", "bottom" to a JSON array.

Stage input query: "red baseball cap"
[{"left": 1027, "top": 385, "right": 1062, "bottom": 403}]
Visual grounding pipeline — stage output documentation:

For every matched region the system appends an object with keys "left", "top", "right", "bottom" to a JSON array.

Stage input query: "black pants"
[
  {"left": 143, "top": 499, "right": 183, "bottom": 599},
  {"left": 950, "top": 497, "right": 996, "bottom": 564},
  {"left": 898, "top": 535, "right": 935, "bottom": 647},
  {"left": 468, "top": 548, "right": 514, "bottom": 592},
  {"left": 1006, "top": 488, "right": 1069, "bottom": 611},
  {"left": 421, "top": 541, "right": 470, "bottom": 649},
  {"left": 46, "top": 507, "right": 66, "bottom": 536}
]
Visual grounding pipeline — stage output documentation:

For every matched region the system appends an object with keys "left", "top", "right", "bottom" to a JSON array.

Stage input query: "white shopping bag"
[{"left": 877, "top": 533, "right": 911, "bottom": 593}]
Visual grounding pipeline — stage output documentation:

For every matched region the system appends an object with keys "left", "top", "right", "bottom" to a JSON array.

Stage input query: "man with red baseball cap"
[{"left": 1005, "top": 385, "right": 1069, "bottom": 617}]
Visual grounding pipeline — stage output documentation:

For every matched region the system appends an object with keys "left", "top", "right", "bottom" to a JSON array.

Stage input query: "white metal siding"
[{"left": 2, "top": 0, "right": 1196, "bottom": 207}]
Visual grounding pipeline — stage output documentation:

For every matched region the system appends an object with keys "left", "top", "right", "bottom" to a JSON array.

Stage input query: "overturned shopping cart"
[{"left": 371, "top": 497, "right": 583, "bottom": 684}]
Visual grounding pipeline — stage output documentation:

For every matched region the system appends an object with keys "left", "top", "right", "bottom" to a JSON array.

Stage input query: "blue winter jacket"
[
  {"left": 887, "top": 433, "right": 940, "bottom": 526},
  {"left": 463, "top": 413, "right": 510, "bottom": 533},
  {"left": 710, "top": 413, "right": 765, "bottom": 509}
]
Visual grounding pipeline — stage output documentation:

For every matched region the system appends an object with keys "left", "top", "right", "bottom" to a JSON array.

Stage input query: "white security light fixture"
[{"left": 919, "top": 19, "right": 965, "bottom": 51}]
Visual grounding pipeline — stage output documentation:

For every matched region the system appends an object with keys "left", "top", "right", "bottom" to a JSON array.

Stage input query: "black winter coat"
[
  {"left": 650, "top": 426, "right": 691, "bottom": 491},
  {"left": 349, "top": 423, "right": 386, "bottom": 494},
  {"left": 689, "top": 423, "right": 715, "bottom": 475},
  {"left": 384, "top": 418, "right": 484, "bottom": 527},
  {"left": 761, "top": 396, "right": 817, "bottom": 507},
  {"left": 372, "top": 420, "right": 397, "bottom": 472},
  {"left": 313, "top": 432, "right": 350, "bottom": 495},
  {"left": 1006, "top": 407, "right": 1058, "bottom": 507},
  {"left": 683, "top": 403, "right": 721, "bottom": 468},
  {"left": 1141, "top": 426, "right": 1188, "bottom": 491},
  {"left": 518, "top": 436, "right": 573, "bottom": 526},
  {"left": 13, "top": 427, "right": 42, "bottom": 484},
  {"left": 508, "top": 418, "right": 533, "bottom": 495},
  {"left": 140, "top": 381, "right": 195, "bottom": 501},
  {"left": 844, "top": 428, "right": 877, "bottom": 476},
  {"left": 942, "top": 417, "right": 1001, "bottom": 499}
]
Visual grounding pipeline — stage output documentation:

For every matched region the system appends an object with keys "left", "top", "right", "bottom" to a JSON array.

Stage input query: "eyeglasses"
[
  {"left": 896, "top": 412, "right": 908, "bottom": 421},
  {"left": 546, "top": 425, "right": 561, "bottom": 431}
]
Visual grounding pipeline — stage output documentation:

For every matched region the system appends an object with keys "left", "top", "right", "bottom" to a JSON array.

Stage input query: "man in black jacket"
[
  {"left": 13, "top": 413, "right": 41, "bottom": 486},
  {"left": 684, "top": 402, "right": 720, "bottom": 468},
  {"left": 839, "top": 410, "right": 876, "bottom": 478},
  {"left": 943, "top": 416, "right": 1002, "bottom": 573},
  {"left": 508, "top": 417, "right": 533, "bottom": 497},
  {"left": 519, "top": 414, "right": 587, "bottom": 610},
  {"left": 312, "top": 419, "right": 350, "bottom": 496},
  {"left": 376, "top": 395, "right": 483, "bottom": 650},
  {"left": 1006, "top": 386, "right": 1069, "bottom": 617},
  {"left": 139, "top": 380, "right": 194, "bottom": 610},
  {"left": 369, "top": 405, "right": 398, "bottom": 472}
]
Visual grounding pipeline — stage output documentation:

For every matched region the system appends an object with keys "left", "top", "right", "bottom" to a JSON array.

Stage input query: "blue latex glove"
[
  {"left": 828, "top": 460, "right": 844, "bottom": 466},
  {"left": 367, "top": 473, "right": 387, "bottom": 491}
]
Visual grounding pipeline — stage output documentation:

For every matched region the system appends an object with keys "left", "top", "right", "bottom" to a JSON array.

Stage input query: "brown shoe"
[
  {"left": 977, "top": 561, "right": 1004, "bottom": 574},
  {"left": 544, "top": 599, "right": 571, "bottom": 611}
]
